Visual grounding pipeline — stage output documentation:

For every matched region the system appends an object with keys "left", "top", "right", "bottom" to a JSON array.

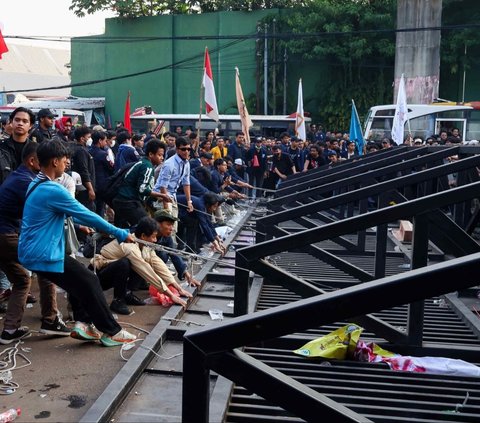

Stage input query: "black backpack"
[
  {"left": 100, "top": 161, "right": 138, "bottom": 207},
  {"left": 0, "top": 147, "right": 13, "bottom": 185},
  {"left": 82, "top": 233, "right": 114, "bottom": 258}
]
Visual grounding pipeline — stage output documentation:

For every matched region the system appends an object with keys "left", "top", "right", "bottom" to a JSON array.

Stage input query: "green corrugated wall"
[{"left": 71, "top": 9, "right": 278, "bottom": 124}]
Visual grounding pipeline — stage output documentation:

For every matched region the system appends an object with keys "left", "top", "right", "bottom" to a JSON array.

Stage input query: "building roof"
[{"left": 0, "top": 43, "right": 71, "bottom": 97}]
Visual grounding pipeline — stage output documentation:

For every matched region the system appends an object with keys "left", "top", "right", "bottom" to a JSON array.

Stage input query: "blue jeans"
[{"left": 0, "top": 270, "right": 10, "bottom": 291}]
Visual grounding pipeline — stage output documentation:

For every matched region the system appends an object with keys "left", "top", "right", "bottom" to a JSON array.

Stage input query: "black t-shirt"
[
  {"left": 272, "top": 153, "right": 294, "bottom": 176},
  {"left": 13, "top": 140, "right": 27, "bottom": 168},
  {"left": 305, "top": 153, "right": 326, "bottom": 170}
]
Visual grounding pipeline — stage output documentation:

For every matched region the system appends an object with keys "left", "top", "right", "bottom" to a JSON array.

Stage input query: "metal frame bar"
[
  {"left": 280, "top": 145, "right": 410, "bottom": 188},
  {"left": 182, "top": 154, "right": 480, "bottom": 423},
  {"left": 208, "top": 349, "right": 373, "bottom": 423},
  {"left": 249, "top": 182, "right": 480, "bottom": 262},
  {"left": 272, "top": 147, "right": 453, "bottom": 202},
  {"left": 183, "top": 253, "right": 480, "bottom": 423},
  {"left": 258, "top": 153, "right": 480, "bottom": 232}
]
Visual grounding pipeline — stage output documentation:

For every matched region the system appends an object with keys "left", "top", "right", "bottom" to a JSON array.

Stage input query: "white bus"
[
  {"left": 0, "top": 106, "right": 85, "bottom": 126},
  {"left": 130, "top": 113, "right": 311, "bottom": 139},
  {"left": 364, "top": 101, "right": 480, "bottom": 142}
]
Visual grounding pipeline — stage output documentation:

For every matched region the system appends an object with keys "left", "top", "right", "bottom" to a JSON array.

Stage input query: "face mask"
[
  {"left": 86, "top": 138, "right": 93, "bottom": 147},
  {"left": 256, "top": 144, "right": 262, "bottom": 150},
  {"left": 110, "top": 140, "right": 116, "bottom": 148}
]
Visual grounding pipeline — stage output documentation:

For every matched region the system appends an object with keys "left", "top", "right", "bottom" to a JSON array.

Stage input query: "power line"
[
  {"left": 4, "top": 23, "right": 480, "bottom": 43},
  {"left": 0, "top": 38, "right": 248, "bottom": 94},
  {"left": 2, "top": 22, "right": 478, "bottom": 95}
]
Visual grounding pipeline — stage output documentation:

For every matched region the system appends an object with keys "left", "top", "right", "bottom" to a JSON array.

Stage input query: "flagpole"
[
  {"left": 198, "top": 81, "right": 203, "bottom": 140},
  {"left": 403, "top": 74, "right": 412, "bottom": 137},
  {"left": 351, "top": 99, "right": 365, "bottom": 155},
  {"left": 197, "top": 47, "right": 206, "bottom": 145}
]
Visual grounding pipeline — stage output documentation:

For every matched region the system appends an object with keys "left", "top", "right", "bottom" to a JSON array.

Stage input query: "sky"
[{"left": 1, "top": 0, "right": 116, "bottom": 49}]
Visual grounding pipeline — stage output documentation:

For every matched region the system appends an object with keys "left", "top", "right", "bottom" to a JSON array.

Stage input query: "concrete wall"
[{"left": 394, "top": 0, "right": 442, "bottom": 103}]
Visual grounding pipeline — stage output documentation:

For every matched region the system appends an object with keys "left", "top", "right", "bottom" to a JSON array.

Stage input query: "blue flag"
[{"left": 349, "top": 100, "right": 365, "bottom": 156}]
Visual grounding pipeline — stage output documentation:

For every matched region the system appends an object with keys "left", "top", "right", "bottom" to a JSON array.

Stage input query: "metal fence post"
[
  {"left": 182, "top": 337, "right": 210, "bottom": 423},
  {"left": 408, "top": 212, "right": 430, "bottom": 345},
  {"left": 234, "top": 252, "right": 250, "bottom": 316}
]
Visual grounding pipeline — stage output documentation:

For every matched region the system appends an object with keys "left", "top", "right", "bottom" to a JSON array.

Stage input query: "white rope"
[
  {"left": 0, "top": 340, "right": 31, "bottom": 395},
  {"left": 134, "top": 237, "right": 252, "bottom": 273}
]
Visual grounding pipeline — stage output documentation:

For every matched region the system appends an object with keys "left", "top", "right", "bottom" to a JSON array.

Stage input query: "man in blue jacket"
[
  {"left": 18, "top": 140, "right": 137, "bottom": 347},
  {"left": 0, "top": 142, "right": 70, "bottom": 344},
  {"left": 114, "top": 131, "right": 139, "bottom": 171}
]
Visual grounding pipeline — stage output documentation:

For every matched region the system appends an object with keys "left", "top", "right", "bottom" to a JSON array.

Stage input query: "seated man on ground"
[
  {"left": 18, "top": 140, "right": 137, "bottom": 347},
  {"left": 92, "top": 217, "right": 192, "bottom": 308},
  {"left": 90, "top": 254, "right": 146, "bottom": 316}
]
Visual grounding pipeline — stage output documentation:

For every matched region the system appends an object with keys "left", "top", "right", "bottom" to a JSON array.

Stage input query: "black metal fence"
[{"left": 182, "top": 148, "right": 480, "bottom": 423}]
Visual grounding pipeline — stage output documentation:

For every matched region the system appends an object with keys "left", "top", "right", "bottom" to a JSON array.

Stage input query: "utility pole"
[
  {"left": 272, "top": 19, "right": 277, "bottom": 115},
  {"left": 263, "top": 23, "right": 268, "bottom": 115},
  {"left": 394, "top": 0, "right": 442, "bottom": 103},
  {"left": 255, "top": 23, "right": 261, "bottom": 114},
  {"left": 283, "top": 48, "right": 287, "bottom": 115}
]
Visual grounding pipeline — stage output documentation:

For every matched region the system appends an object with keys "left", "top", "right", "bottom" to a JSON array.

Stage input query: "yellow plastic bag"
[{"left": 293, "top": 324, "right": 363, "bottom": 359}]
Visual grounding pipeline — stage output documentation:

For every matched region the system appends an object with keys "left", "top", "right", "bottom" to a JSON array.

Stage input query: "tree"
[
  {"left": 69, "top": 0, "right": 310, "bottom": 17},
  {"left": 265, "top": 0, "right": 396, "bottom": 129}
]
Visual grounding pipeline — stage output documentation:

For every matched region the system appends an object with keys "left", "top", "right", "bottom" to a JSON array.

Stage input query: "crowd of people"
[{"left": 0, "top": 107, "right": 469, "bottom": 347}]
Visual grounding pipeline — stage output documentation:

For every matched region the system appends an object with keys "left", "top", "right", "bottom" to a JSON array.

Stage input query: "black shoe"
[
  {"left": 110, "top": 298, "right": 132, "bottom": 315},
  {"left": 0, "top": 327, "right": 31, "bottom": 345},
  {"left": 136, "top": 281, "right": 150, "bottom": 291},
  {"left": 125, "top": 292, "right": 146, "bottom": 306},
  {"left": 26, "top": 292, "right": 37, "bottom": 304},
  {"left": 128, "top": 280, "right": 149, "bottom": 291},
  {"left": 40, "top": 316, "right": 71, "bottom": 336}
]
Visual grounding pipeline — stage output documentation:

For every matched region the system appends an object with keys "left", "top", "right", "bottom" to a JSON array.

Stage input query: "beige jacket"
[{"left": 91, "top": 240, "right": 178, "bottom": 292}]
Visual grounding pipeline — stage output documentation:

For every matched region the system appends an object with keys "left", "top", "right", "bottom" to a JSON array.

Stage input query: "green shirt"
[{"left": 116, "top": 158, "right": 154, "bottom": 202}]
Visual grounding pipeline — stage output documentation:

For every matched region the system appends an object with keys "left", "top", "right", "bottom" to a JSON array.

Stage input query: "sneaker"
[
  {"left": 0, "top": 327, "right": 31, "bottom": 345},
  {"left": 40, "top": 316, "right": 71, "bottom": 336},
  {"left": 124, "top": 292, "right": 146, "bottom": 306},
  {"left": 110, "top": 298, "right": 132, "bottom": 315},
  {"left": 70, "top": 321, "right": 101, "bottom": 341},
  {"left": 100, "top": 328, "right": 137, "bottom": 347}
]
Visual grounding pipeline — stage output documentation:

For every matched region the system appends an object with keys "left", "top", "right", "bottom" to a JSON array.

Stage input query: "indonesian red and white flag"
[
  {"left": 235, "top": 67, "right": 253, "bottom": 145},
  {"left": 0, "top": 29, "right": 8, "bottom": 59},
  {"left": 202, "top": 47, "right": 219, "bottom": 122},
  {"left": 295, "top": 79, "right": 306, "bottom": 141}
]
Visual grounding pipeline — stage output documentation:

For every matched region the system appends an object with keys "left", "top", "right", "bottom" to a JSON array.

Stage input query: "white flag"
[
  {"left": 202, "top": 47, "right": 219, "bottom": 122},
  {"left": 391, "top": 74, "right": 408, "bottom": 145},
  {"left": 295, "top": 79, "right": 306, "bottom": 141},
  {"left": 235, "top": 67, "right": 253, "bottom": 145}
]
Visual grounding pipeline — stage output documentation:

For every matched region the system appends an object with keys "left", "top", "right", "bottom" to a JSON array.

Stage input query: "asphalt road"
[{"left": 0, "top": 277, "right": 170, "bottom": 422}]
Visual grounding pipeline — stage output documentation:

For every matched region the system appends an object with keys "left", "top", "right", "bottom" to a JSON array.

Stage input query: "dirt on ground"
[{"left": 0, "top": 277, "right": 169, "bottom": 422}]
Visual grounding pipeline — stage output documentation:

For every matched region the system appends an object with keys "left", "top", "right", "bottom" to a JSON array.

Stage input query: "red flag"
[
  {"left": 0, "top": 30, "right": 8, "bottom": 59},
  {"left": 202, "top": 47, "right": 219, "bottom": 121},
  {"left": 124, "top": 91, "right": 131, "bottom": 132}
]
